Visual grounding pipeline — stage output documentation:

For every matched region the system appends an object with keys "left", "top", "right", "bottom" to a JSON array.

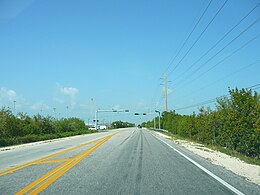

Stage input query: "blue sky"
[{"left": 0, "top": 0, "right": 259, "bottom": 124}]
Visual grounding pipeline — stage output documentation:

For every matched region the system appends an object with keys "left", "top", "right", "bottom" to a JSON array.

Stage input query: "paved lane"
[
  {"left": 0, "top": 129, "right": 122, "bottom": 171},
  {"left": 0, "top": 128, "right": 259, "bottom": 194}
]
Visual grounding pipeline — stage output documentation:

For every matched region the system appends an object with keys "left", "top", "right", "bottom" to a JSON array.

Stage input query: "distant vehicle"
[
  {"left": 99, "top": 125, "right": 107, "bottom": 130},
  {"left": 89, "top": 125, "right": 107, "bottom": 130},
  {"left": 88, "top": 126, "right": 96, "bottom": 130},
  {"left": 137, "top": 125, "right": 142, "bottom": 128}
]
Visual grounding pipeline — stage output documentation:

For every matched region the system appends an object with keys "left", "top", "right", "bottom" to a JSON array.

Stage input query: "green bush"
[
  {"left": 0, "top": 108, "right": 92, "bottom": 147},
  {"left": 144, "top": 88, "right": 260, "bottom": 158}
]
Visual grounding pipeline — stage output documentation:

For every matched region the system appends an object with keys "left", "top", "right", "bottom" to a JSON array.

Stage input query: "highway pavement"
[{"left": 0, "top": 128, "right": 259, "bottom": 194}]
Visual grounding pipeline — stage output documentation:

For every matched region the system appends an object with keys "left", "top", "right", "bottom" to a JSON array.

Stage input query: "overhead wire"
[
  {"left": 171, "top": 1, "right": 260, "bottom": 84},
  {"left": 151, "top": 0, "right": 213, "bottom": 109},
  {"left": 150, "top": 1, "right": 260, "bottom": 113},
  {"left": 174, "top": 98, "right": 223, "bottom": 111},
  {"left": 164, "top": 0, "right": 213, "bottom": 75},
  {"left": 149, "top": 79, "right": 162, "bottom": 110},
  {"left": 173, "top": 31, "right": 260, "bottom": 92},
  {"left": 168, "top": 0, "right": 229, "bottom": 75},
  {"left": 174, "top": 59, "right": 260, "bottom": 99},
  {"left": 174, "top": 84, "right": 260, "bottom": 111},
  {"left": 151, "top": 0, "right": 226, "bottom": 111}
]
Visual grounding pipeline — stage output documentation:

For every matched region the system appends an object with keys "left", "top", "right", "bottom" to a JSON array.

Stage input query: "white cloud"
[
  {"left": 0, "top": 87, "right": 17, "bottom": 101},
  {"left": 79, "top": 104, "right": 89, "bottom": 109},
  {"left": 60, "top": 87, "right": 78, "bottom": 98},
  {"left": 30, "top": 102, "right": 50, "bottom": 110},
  {"left": 53, "top": 96, "right": 64, "bottom": 104},
  {"left": 54, "top": 84, "right": 79, "bottom": 108},
  {"left": 113, "top": 104, "right": 120, "bottom": 110},
  {"left": 0, "top": 87, "right": 28, "bottom": 110}
]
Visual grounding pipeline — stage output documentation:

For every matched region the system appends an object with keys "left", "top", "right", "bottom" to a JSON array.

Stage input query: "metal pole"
[
  {"left": 158, "top": 111, "right": 161, "bottom": 130},
  {"left": 164, "top": 70, "right": 168, "bottom": 112},
  {"left": 91, "top": 98, "right": 94, "bottom": 119},
  {"left": 154, "top": 114, "right": 156, "bottom": 129},
  {"left": 95, "top": 110, "right": 98, "bottom": 130}
]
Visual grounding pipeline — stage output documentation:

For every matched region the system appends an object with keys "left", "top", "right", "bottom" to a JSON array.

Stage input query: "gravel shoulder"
[{"left": 154, "top": 131, "right": 260, "bottom": 186}]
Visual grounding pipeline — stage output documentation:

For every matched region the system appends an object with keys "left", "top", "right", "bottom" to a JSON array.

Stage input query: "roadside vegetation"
[
  {"left": 143, "top": 88, "right": 260, "bottom": 162},
  {"left": 0, "top": 109, "right": 95, "bottom": 147},
  {"left": 110, "top": 120, "right": 135, "bottom": 129}
]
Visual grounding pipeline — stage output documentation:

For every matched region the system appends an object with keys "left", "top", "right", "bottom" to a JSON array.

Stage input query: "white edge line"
[{"left": 151, "top": 132, "right": 245, "bottom": 195}]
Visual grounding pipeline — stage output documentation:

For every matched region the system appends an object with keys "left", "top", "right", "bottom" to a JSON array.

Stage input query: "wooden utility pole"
[{"left": 164, "top": 70, "right": 168, "bottom": 112}]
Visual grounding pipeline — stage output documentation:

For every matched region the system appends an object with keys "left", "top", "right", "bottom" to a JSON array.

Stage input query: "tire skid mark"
[
  {"left": 116, "top": 130, "right": 140, "bottom": 195},
  {"left": 134, "top": 130, "right": 143, "bottom": 195}
]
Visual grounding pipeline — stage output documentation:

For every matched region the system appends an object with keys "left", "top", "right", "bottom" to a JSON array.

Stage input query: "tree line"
[
  {"left": 111, "top": 120, "right": 135, "bottom": 129},
  {"left": 0, "top": 108, "right": 94, "bottom": 147},
  {"left": 143, "top": 88, "right": 259, "bottom": 158}
]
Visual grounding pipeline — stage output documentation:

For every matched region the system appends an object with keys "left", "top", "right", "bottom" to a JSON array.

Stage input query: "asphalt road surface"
[{"left": 0, "top": 128, "right": 259, "bottom": 195}]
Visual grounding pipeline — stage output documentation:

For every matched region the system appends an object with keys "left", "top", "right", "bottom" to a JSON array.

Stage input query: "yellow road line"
[
  {"left": 34, "top": 159, "right": 69, "bottom": 164},
  {"left": 30, "top": 135, "right": 113, "bottom": 194},
  {"left": 15, "top": 134, "right": 114, "bottom": 195},
  {"left": 0, "top": 136, "right": 105, "bottom": 177}
]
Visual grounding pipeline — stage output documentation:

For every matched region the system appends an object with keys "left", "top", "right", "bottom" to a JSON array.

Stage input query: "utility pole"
[
  {"left": 155, "top": 110, "right": 161, "bottom": 130},
  {"left": 95, "top": 110, "right": 98, "bottom": 130},
  {"left": 164, "top": 70, "right": 168, "bottom": 112},
  {"left": 154, "top": 114, "right": 156, "bottom": 129}
]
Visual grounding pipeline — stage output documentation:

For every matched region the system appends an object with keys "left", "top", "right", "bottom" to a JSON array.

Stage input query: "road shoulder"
[{"left": 154, "top": 131, "right": 260, "bottom": 186}]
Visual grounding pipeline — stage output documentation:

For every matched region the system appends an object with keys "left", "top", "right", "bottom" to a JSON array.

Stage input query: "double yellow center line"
[
  {"left": 0, "top": 133, "right": 116, "bottom": 194},
  {"left": 0, "top": 136, "right": 104, "bottom": 177}
]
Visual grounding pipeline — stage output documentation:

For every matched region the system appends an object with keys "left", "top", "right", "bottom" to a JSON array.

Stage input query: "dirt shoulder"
[{"left": 154, "top": 131, "right": 260, "bottom": 185}]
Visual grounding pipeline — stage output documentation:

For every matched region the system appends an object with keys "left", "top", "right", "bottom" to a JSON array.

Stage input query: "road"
[{"left": 0, "top": 128, "right": 259, "bottom": 194}]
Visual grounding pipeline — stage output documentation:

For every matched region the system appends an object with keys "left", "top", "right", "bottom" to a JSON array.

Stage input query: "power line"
[
  {"left": 174, "top": 98, "right": 222, "bottom": 111},
  {"left": 174, "top": 59, "right": 260, "bottom": 99},
  {"left": 151, "top": 1, "right": 260, "bottom": 113},
  {"left": 168, "top": 0, "right": 229, "bottom": 75},
  {"left": 174, "top": 84, "right": 260, "bottom": 111},
  {"left": 172, "top": 17, "right": 260, "bottom": 92},
  {"left": 153, "top": 0, "right": 228, "bottom": 112},
  {"left": 149, "top": 80, "right": 162, "bottom": 110},
  {"left": 171, "top": 2, "right": 260, "bottom": 84},
  {"left": 152, "top": 0, "right": 213, "bottom": 107},
  {"left": 247, "top": 84, "right": 260, "bottom": 90},
  {"left": 174, "top": 32, "right": 260, "bottom": 92},
  {"left": 155, "top": 94, "right": 164, "bottom": 111},
  {"left": 165, "top": 0, "right": 213, "bottom": 74}
]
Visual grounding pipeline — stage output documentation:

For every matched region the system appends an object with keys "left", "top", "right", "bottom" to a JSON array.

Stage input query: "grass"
[
  {"left": 208, "top": 144, "right": 260, "bottom": 166},
  {"left": 152, "top": 129, "right": 260, "bottom": 166},
  {"left": 0, "top": 130, "right": 97, "bottom": 148}
]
